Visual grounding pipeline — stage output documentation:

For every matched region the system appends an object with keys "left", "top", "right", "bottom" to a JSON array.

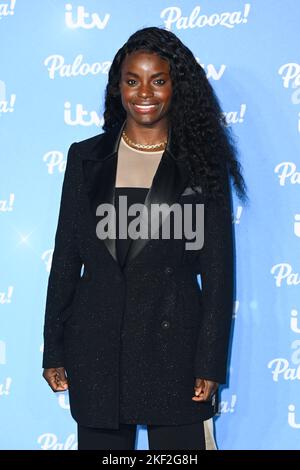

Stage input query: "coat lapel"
[{"left": 81, "top": 121, "right": 190, "bottom": 268}]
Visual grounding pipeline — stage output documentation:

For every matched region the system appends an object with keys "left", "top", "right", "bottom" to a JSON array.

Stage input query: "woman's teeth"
[{"left": 133, "top": 104, "right": 158, "bottom": 113}]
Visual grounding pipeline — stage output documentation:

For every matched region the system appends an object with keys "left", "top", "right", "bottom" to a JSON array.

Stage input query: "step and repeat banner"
[{"left": 1, "top": 0, "right": 299, "bottom": 450}]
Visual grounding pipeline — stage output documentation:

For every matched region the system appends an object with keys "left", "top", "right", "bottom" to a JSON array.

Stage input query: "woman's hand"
[
  {"left": 192, "top": 378, "right": 218, "bottom": 401},
  {"left": 43, "top": 367, "right": 68, "bottom": 392}
]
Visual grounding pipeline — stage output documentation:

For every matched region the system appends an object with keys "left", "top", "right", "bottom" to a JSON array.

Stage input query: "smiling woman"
[
  {"left": 42, "top": 26, "right": 247, "bottom": 451},
  {"left": 119, "top": 51, "right": 172, "bottom": 143}
]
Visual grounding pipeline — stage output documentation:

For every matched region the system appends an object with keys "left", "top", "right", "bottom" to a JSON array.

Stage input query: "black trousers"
[{"left": 78, "top": 421, "right": 205, "bottom": 450}]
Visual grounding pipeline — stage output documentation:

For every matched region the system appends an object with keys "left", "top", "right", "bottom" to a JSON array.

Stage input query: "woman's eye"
[
  {"left": 154, "top": 79, "right": 166, "bottom": 85},
  {"left": 127, "top": 79, "right": 136, "bottom": 86}
]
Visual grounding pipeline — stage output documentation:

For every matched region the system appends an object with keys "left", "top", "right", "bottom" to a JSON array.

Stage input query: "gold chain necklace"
[{"left": 122, "top": 130, "right": 167, "bottom": 151}]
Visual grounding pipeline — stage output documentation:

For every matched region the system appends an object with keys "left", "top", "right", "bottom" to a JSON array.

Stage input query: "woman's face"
[{"left": 119, "top": 51, "right": 173, "bottom": 127}]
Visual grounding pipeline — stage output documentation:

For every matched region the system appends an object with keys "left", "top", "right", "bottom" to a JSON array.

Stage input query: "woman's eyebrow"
[{"left": 124, "top": 71, "right": 168, "bottom": 78}]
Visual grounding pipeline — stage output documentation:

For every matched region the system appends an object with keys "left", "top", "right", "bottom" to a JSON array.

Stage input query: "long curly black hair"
[{"left": 103, "top": 26, "right": 248, "bottom": 205}]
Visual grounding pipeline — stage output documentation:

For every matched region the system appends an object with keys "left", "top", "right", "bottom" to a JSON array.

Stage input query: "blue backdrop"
[{"left": 1, "top": 0, "right": 300, "bottom": 450}]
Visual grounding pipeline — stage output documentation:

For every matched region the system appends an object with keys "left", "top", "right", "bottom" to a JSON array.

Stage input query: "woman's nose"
[{"left": 137, "top": 84, "right": 154, "bottom": 98}]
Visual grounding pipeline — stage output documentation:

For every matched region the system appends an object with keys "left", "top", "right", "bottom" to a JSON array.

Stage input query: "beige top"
[{"left": 115, "top": 136, "right": 164, "bottom": 188}]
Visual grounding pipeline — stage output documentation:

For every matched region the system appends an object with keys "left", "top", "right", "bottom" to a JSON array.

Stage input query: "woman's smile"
[{"left": 132, "top": 103, "right": 159, "bottom": 114}]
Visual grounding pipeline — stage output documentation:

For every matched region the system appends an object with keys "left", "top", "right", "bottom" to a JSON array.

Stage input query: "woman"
[{"left": 42, "top": 26, "right": 247, "bottom": 450}]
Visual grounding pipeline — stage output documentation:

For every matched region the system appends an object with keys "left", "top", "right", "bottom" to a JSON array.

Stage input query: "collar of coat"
[{"left": 80, "top": 119, "right": 191, "bottom": 267}]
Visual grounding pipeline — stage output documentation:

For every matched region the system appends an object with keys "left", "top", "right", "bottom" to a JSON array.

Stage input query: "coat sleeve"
[
  {"left": 193, "top": 161, "right": 235, "bottom": 384},
  {"left": 42, "top": 143, "right": 82, "bottom": 369}
]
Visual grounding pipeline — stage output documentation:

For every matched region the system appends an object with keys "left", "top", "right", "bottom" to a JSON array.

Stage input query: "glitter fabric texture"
[{"left": 42, "top": 125, "right": 234, "bottom": 429}]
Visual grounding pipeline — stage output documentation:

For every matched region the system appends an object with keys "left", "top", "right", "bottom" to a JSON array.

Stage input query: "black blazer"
[{"left": 43, "top": 120, "right": 235, "bottom": 429}]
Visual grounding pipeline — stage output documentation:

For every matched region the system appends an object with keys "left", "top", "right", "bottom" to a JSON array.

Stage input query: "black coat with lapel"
[{"left": 42, "top": 121, "right": 235, "bottom": 429}]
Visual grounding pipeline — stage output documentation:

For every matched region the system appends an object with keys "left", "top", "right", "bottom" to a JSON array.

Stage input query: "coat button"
[
  {"left": 164, "top": 266, "right": 173, "bottom": 275},
  {"left": 161, "top": 320, "right": 170, "bottom": 329}
]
